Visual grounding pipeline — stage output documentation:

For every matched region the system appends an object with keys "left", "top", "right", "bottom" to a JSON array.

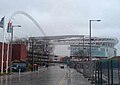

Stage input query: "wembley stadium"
[{"left": 30, "top": 35, "right": 119, "bottom": 59}]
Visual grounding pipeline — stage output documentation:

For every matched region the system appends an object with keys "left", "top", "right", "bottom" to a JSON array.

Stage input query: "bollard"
[
  {"left": 1, "top": 76, "right": 3, "bottom": 85},
  {"left": 19, "top": 69, "right": 21, "bottom": 82},
  {"left": 5, "top": 75, "right": 8, "bottom": 85}
]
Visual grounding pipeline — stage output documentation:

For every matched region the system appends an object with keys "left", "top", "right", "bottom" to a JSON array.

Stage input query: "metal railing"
[{"left": 69, "top": 60, "right": 120, "bottom": 85}]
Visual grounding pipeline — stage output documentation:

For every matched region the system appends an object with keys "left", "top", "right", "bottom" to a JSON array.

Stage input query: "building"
[
  {"left": 53, "top": 35, "right": 118, "bottom": 60},
  {"left": 0, "top": 43, "right": 27, "bottom": 68},
  {"left": 12, "top": 44, "right": 27, "bottom": 61},
  {"left": 29, "top": 35, "right": 118, "bottom": 61},
  {"left": 0, "top": 43, "right": 10, "bottom": 67}
]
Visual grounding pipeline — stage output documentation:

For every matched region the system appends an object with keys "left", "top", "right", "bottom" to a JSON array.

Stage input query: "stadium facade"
[{"left": 30, "top": 35, "right": 119, "bottom": 59}]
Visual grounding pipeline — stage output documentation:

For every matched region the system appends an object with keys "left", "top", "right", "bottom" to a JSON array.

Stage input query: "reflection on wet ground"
[{"left": 0, "top": 65, "right": 91, "bottom": 85}]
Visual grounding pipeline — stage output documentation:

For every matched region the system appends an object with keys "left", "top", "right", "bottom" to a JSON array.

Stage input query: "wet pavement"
[
  {"left": 70, "top": 69, "right": 92, "bottom": 85},
  {"left": 0, "top": 65, "right": 92, "bottom": 85}
]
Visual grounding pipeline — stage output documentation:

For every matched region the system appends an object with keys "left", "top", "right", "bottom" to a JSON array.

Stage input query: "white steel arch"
[{"left": 9, "top": 11, "right": 46, "bottom": 36}]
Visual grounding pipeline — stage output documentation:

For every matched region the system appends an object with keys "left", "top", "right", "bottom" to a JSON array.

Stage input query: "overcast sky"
[{"left": 0, "top": 0, "right": 120, "bottom": 55}]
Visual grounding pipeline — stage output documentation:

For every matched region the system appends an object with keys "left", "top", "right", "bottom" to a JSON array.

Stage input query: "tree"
[{"left": 28, "top": 37, "right": 54, "bottom": 65}]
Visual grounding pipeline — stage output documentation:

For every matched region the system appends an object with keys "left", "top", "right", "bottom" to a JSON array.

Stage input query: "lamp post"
[
  {"left": 89, "top": 19, "right": 101, "bottom": 80},
  {"left": 9, "top": 24, "right": 21, "bottom": 74},
  {"left": 89, "top": 20, "right": 101, "bottom": 61}
]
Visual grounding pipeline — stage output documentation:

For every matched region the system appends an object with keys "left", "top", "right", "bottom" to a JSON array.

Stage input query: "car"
[
  {"left": 7, "top": 62, "right": 27, "bottom": 72},
  {"left": 6, "top": 65, "right": 18, "bottom": 72},
  {"left": 60, "top": 65, "right": 64, "bottom": 69},
  {"left": 8, "top": 65, "right": 20, "bottom": 72}
]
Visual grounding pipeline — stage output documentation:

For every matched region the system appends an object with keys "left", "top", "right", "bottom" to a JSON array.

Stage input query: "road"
[{"left": 0, "top": 65, "right": 91, "bottom": 85}]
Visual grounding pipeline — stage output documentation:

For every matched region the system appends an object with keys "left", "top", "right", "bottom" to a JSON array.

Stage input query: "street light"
[
  {"left": 9, "top": 24, "right": 21, "bottom": 74},
  {"left": 89, "top": 19, "right": 101, "bottom": 80},
  {"left": 89, "top": 19, "right": 101, "bottom": 61}
]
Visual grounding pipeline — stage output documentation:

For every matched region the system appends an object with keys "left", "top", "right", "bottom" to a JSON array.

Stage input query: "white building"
[
  {"left": 30, "top": 35, "right": 119, "bottom": 59},
  {"left": 50, "top": 35, "right": 118, "bottom": 58}
]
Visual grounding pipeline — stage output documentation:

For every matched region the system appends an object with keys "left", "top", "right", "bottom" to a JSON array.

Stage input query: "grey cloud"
[{"left": 0, "top": 0, "right": 120, "bottom": 54}]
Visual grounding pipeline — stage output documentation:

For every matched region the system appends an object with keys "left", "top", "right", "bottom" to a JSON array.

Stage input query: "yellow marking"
[{"left": 58, "top": 72, "right": 66, "bottom": 85}]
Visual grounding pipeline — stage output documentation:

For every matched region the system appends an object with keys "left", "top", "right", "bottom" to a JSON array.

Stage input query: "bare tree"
[{"left": 27, "top": 37, "right": 54, "bottom": 65}]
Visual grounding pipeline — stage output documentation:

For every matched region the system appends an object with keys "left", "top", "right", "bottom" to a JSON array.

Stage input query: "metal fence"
[
  {"left": 95, "top": 60, "right": 120, "bottom": 85},
  {"left": 69, "top": 60, "right": 120, "bottom": 85}
]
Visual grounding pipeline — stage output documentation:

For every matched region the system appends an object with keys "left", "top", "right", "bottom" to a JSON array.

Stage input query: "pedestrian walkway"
[
  {"left": 0, "top": 67, "right": 47, "bottom": 85},
  {"left": 70, "top": 69, "right": 92, "bottom": 85},
  {"left": 0, "top": 66, "right": 92, "bottom": 85}
]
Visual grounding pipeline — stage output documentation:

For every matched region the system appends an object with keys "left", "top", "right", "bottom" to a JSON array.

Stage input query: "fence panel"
[{"left": 95, "top": 60, "right": 120, "bottom": 85}]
